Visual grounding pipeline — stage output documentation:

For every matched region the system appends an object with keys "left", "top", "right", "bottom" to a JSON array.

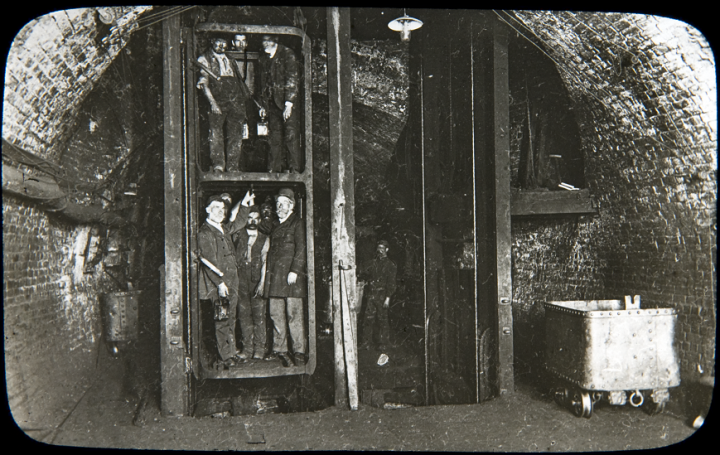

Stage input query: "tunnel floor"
[{"left": 17, "top": 340, "right": 709, "bottom": 452}]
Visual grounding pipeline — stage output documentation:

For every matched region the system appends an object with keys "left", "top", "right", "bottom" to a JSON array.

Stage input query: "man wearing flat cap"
[
  {"left": 197, "top": 36, "right": 251, "bottom": 174},
  {"left": 198, "top": 194, "right": 242, "bottom": 368},
  {"left": 359, "top": 239, "right": 397, "bottom": 352},
  {"left": 264, "top": 187, "right": 307, "bottom": 367}
]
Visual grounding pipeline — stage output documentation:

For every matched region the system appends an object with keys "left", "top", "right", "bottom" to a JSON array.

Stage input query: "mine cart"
[{"left": 544, "top": 296, "right": 680, "bottom": 418}]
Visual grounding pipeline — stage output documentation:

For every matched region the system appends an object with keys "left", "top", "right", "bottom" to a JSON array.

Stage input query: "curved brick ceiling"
[
  {"left": 4, "top": 9, "right": 716, "bottom": 174},
  {"left": 506, "top": 11, "right": 715, "bottom": 145},
  {"left": 504, "top": 11, "right": 716, "bottom": 225},
  {"left": 3, "top": 6, "right": 153, "bottom": 161}
]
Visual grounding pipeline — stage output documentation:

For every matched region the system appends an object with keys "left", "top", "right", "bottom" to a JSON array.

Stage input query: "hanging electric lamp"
[{"left": 388, "top": 9, "right": 423, "bottom": 42}]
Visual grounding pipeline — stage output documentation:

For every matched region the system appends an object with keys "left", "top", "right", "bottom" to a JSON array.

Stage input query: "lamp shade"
[
  {"left": 388, "top": 14, "right": 423, "bottom": 32},
  {"left": 388, "top": 14, "right": 423, "bottom": 41}
]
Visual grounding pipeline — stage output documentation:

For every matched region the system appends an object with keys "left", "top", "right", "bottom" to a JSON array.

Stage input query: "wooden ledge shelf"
[{"left": 510, "top": 189, "right": 598, "bottom": 217}]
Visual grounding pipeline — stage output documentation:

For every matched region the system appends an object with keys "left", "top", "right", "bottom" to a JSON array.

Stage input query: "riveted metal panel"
[{"left": 545, "top": 300, "right": 680, "bottom": 391}]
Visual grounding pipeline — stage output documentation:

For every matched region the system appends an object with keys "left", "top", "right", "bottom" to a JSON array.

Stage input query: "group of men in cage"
[
  {"left": 196, "top": 33, "right": 302, "bottom": 174},
  {"left": 198, "top": 189, "right": 307, "bottom": 369},
  {"left": 195, "top": 32, "right": 400, "bottom": 370}
]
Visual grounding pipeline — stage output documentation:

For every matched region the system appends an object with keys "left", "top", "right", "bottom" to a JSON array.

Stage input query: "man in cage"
[
  {"left": 359, "top": 240, "right": 397, "bottom": 353},
  {"left": 197, "top": 36, "right": 252, "bottom": 174},
  {"left": 258, "top": 195, "right": 279, "bottom": 236},
  {"left": 232, "top": 204, "right": 272, "bottom": 361},
  {"left": 230, "top": 34, "right": 256, "bottom": 96},
  {"left": 258, "top": 35, "right": 301, "bottom": 173},
  {"left": 264, "top": 188, "right": 307, "bottom": 367},
  {"left": 197, "top": 194, "right": 243, "bottom": 368}
]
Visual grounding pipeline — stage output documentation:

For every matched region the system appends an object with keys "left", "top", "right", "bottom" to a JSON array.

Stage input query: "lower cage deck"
[{"left": 197, "top": 301, "right": 311, "bottom": 379}]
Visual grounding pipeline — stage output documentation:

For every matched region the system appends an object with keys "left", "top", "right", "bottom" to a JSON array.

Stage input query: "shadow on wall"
[{"left": 509, "top": 34, "right": 585, "bottom": 191}]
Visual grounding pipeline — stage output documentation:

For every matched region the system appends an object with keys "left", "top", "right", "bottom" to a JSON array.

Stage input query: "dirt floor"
[{"left": 12, "top": 342, "right": 713, "bottom": 453}]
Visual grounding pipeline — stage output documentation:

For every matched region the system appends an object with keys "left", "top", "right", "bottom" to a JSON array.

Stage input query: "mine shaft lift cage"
[{"left": 182, "top": 23, "right": 316, "bottom": 381}]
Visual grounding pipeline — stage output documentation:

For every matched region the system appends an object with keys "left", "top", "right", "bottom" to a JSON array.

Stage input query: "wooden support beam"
[
  {"left": 327, "top": 6, "right": 358, "bottom": 410},
  {"left": 491, "top": 18, "right": 514, "bottom": 397},
  {"left": 2, "top": 162, "right": 127, "bottom": 226},
  {"left": 511, "top": 189, "right": 598, "bottom": 216},
  {"left": 472, "top": 13, "right": 514, "bottom": 397},
  {"left": 160, "top": 14, "right": 189, "bottom": 417},
  {"left": 2, "top": 164, "right": 65, "bottom": 202}
]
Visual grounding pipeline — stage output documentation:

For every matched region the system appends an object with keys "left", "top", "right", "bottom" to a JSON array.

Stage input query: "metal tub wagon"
[{"left": 544, "top": 296, "right": 680, "bottom": 418}]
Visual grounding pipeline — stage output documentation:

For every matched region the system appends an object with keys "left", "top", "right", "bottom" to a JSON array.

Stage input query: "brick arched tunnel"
[{"left": 2, "top": 6, "right": 715, "bottom": 450}]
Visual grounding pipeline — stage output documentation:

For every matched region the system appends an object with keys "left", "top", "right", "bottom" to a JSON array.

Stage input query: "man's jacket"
[
  {"left": 197, "top": 51, "right": 249, "bottom": 109},
  {"left": 197, "top": 222, "right": 239, "bottom": 300},
  {"left": 264, "top": 211, "right": 306, "bottom": 298},
  {"left": 259, "top": 44, "right": 298, "bottom": 111},
  {"left": 361, "top": 256, "right": 397, "bottom": 300}
]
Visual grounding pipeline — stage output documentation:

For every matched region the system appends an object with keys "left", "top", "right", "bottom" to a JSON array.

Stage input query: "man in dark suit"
[
  {"left": 232, "top": 205, "right": 271, "bottom": 361},
  {"left": 198, "top": 195, "right": 242, "bottom": 368},
  {"left": 264, "top": 188, "right": 307, "bottom": 367},
  {"left": 258, "top": 35, "right": 301, "bottom": 173}
]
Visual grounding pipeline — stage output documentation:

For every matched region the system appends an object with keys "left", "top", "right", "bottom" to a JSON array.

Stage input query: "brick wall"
[
  {"left": 3, "top": 196, "right": 104, "bottom": 432},
  {"left": 3, "top": 8, "right": 155, "bottom": 435},
  {"left": 508, "top": 12, "right": 716, "bottom": 379}
]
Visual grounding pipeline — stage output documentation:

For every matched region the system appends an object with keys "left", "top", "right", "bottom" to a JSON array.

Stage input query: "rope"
[
  {"left": 339, "top": 263, "right": 356, "bottom": 341},
  {"left": 131, "top": 6, "right": 197, "bottom": 33}
]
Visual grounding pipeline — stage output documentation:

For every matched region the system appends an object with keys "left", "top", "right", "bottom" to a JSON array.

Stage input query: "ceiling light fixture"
[{"left": 388, "top": 9, "right": 423, "bottom": 42}]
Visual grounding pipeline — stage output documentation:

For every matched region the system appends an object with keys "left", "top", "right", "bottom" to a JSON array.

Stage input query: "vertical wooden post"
[
  {"left": 491, "top": 18, "right": 514, "bottom": 396},
  {"left": 161, "top": 14, "right": 189, "bottom": 416},
  {"left": 327, "top": 6, "right": 358, "bottom": 409},
  {"left": 472, "top": 13, "right": 514, "bottom": 396}
]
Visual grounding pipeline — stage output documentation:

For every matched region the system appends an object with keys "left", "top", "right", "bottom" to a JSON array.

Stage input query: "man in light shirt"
[
  {"left": 232, "top": 205, "right": 271, "bottom": 361},
  {"left": 197, "top": 37, "right": 249, "bottom": 174},
  {"left": 258, "top": 35, "right": 301, "bottom": 173},
  {"left": 230, "top": 34, "right": 255, "bottom": 95}
]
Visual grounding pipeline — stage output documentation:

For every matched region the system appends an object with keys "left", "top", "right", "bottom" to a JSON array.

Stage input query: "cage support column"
[
  {"left": 327, "top": 6, "right": 359, "bottom": 409},
  {"left": 491, "top": 18, "right": 514, "bottom": 396},
  {"left": 161, "top": 14, "right": 189, "bottom": 416},
  {"left": 472, "top": 13, "right": 514, "bottom": 396}
]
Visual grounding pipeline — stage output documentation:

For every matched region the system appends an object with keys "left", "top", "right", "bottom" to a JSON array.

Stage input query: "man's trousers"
[
  {"left": 208, "top": 76, "right": 247, "bottom": 172},
  {"left": 266, "top": 102, "right": 300, "bottom": 172},
  {"left": 269, "top": 297, "right": 305, "bottom": 354},
  {"left": 362, "top": 292, "right": 390, "bottom": 349},
  {"left": 237, "top": 292, "right": 267, "bottom": 355},
  {"left": 209, "top": 110, "right": 245, "bottom": 172},
  {"left": 211, "top": 294, "right": 238, "bottom": 361}
]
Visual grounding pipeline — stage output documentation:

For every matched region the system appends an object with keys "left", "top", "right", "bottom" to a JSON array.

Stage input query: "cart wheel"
[{"left": 572, "top": 390, "right": 593, "bottom": 418}]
